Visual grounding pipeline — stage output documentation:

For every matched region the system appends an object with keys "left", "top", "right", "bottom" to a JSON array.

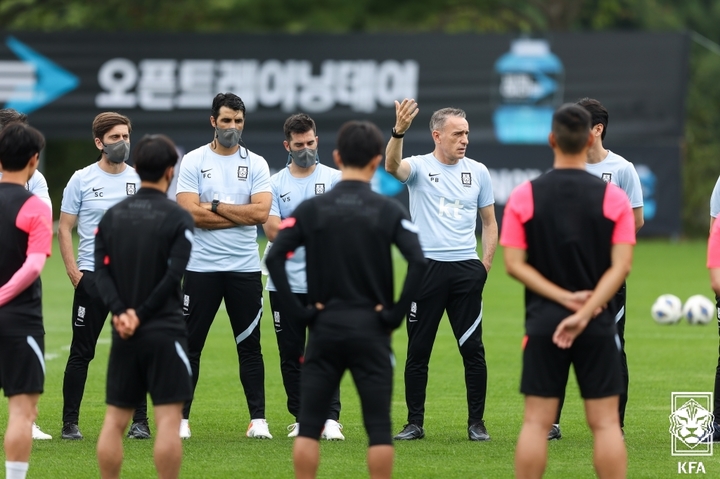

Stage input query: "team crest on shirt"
[
  {"left": 237, "top": 166, "right": 249, "bottom": 180},
  {"left": 78, "top": 306, "right": 86, "bottom": 318},
  {"left": 601, "top": 173, "right": 612, "bottom": 183},
  {"left": 315, "top": 183, "right": 326, "bottom": 195},
  {"left": 461, "top": 172, "right": 472, "bottom": 187},
  {"left": 126, "top": 183, "right": 136, "bottom": 195}
]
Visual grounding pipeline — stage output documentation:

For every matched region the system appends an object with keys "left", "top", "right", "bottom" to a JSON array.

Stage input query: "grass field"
[{"left": 0, "top": 238, "right": 716, "bottom": 478}]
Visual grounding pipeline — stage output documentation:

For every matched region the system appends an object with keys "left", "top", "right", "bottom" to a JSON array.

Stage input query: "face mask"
[
  {"left": 289, "top": 148, "right": 318, "bottom": 168},
  {"left": 103, "top": 140, "right": 130, "bottom": 164},
  {"left": 215, "top": 126, "right": 242, "bottom": 148}
]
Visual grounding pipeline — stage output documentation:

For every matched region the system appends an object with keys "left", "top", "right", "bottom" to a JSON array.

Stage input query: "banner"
[{"left": 0, "top": 32, "right": 689, "bottom": 235}]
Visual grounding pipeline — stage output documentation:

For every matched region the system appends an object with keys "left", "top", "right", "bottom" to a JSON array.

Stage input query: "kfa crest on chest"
[
  {"left": 601, "top": 173, "right": 612, "bottom": 183},
  {"left": 315, "top": 183, "right": 326, "bottom": 195},
  {"left": 237, "top": 166, "right": 249, "bottom": 181}
]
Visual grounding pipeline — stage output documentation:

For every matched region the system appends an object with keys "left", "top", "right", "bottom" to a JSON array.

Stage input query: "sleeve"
[
  {"left": 135, "top": 212, "right": 195, "bottom": 321},
  {"left": 269, "top": 175, "right": 281, "bottom": 217},
  {"left": 621, "top": 163, "right": 644, "bottom": 208},
  {"left": 93, "top": 211, "right": 127, "bottom": 315},
  {"left": 266, "top": 202, "right": 315, "bottom": 322},
  {"left": 381, "top": 206, "right": 428, "bottom": 329},
  {"left": 175, "top": 153, "right": 199, "bottom": 195},
  {"left": 709, "top": 221, "right": 720, "bottom": 268},
  {"left": 499, "top": 181, "right": 532, "bottom": 249},
  {"left": 250, "top": 156, "right": 272, "bottom": 196},
  {"left": 712, "top": 176, "right": 720, "bottom": 218},
  {"left": 60, "top": 171, "right": 83, "bottom": 215},
  {"left": 477, "top": 164, "right": 495, "bottom": 208},
  {"left": 28, "top": 171, "right": 52, "bottom": 213},
  {"left": 603, "top": 184, "right": 636, "bottom": 245},
  {"left": 0, "top": 254, "right": 46, "bottom": 308},
  {"left": 16, "top": 196, "right": 52, "bottom": 257},
  {"left": 401, "top": 156, "right": 417, "bottom": 185}
]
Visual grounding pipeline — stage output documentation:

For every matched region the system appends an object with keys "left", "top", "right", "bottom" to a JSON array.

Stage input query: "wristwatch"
[
  {"left": 391, "top": 128, "right": 405, "bottom": 139},
  {"left": 211, "top": 199, "right": 220, "bottom": 213}
]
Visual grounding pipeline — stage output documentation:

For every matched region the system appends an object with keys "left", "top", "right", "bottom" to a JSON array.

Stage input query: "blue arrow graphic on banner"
[{"left": 3, "top": 36, "right": 79, "bottom": 114}]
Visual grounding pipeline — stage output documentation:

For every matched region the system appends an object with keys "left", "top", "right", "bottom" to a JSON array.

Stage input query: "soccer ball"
[
  {"left": 682, "top": 295, "right": 716, "bottom": 325},
  {"left": 650, "top": 294, "right": 683, "bottom": 324}
]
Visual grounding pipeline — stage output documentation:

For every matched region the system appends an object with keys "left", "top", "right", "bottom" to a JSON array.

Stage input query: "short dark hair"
[
  {"left": 0, "top": 123, "right": 45, "bottom": 172},
  {"left": 92, "top": 112, "right": 132, "bottom": 141},
  {"left": 576, "top": 98, "right": 608, "bottom": 140},
  {"left": 0, "top": 108, "right": 28, "bottom": 130},
  {"left": 336, "top": 121, "right": 384, "bottom": 168},
  {"left": 284, "top": 113, "right": 316, "bottom": 142},
  {"left": 132, "top": 134, "right": 178, "bottom": 182},
  {"left": 212, "top": 92, "right": 245, "bottom": 119},
  {"left": 552, "top": 104, "right": 591, "bottom": 155}
]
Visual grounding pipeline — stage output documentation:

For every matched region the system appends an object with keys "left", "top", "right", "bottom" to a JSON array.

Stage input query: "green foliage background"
[{"left": 2, "top": 0, "right": 720, "bottom": 235}]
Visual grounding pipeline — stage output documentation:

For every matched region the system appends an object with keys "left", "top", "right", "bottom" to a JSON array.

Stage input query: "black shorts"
[
  {"left": 521, "top": 333, "right": 622, "bottom": 399},
  {"left": 0, "top": 335, "right": 44, "bottom": 397},
  {"left": 298, "top": 309, "right": 394, "bottom": 444},
  {"left": 106, "top": 332, "right": 193, "bottom": 408}
]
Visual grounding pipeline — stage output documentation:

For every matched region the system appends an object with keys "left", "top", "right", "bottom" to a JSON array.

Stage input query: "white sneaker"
[
  {"left": 287, "top": 422, "right": 299, "bottom": 438},
  {"left": 246, "top": 419, "right": 273, "bottom": 439},
  {"left": 32, "top": 422, "right": 52, "bottom": 440},
  {"left": 179, "top": 419, "right": 191, "bottom": 439},
  {"left": 321, "top": 419, "right": 345, "bottom": 441}
]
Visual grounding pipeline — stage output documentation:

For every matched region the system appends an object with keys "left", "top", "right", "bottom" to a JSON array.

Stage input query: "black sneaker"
[
  {"left": 127, "top": 421, "right": 152, "bottom": 439},
  {"left": 468, "top": 420, "right": 490, "bottom": 441},
  {"left": 547, "top": 424, "right": 562, "bottom": 440},
  {"left": 393, "top": 423, "right": 425, "bottom": 440},
  {"left": 61, "top": 422, "right": 83, "bottom": 440}
]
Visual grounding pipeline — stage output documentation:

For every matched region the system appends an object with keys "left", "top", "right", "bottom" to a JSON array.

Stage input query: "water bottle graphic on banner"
[{"left": 493, "top": 38, "right": 564, "bottom": 144}]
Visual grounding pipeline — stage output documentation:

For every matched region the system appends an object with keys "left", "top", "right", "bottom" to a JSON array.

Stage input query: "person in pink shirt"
[
  {"left": 705, "top": 220, "right": 720, "bottom": 441},
  {"left": 0, "top": 123, "right": 52, "bottom": 479},
  {"left": 501, "top": 104, "right": 634, "bottom": 479}
]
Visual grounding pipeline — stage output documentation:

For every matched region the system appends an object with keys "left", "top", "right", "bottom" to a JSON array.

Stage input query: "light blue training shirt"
[
  {"left": 403, "top": 153, "right": 495, "bottom": 262},
  {"left": 176, "top": 144, "right": 271, "bottom": 273}
]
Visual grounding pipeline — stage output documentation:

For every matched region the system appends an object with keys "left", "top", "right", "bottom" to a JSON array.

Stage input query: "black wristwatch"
[
  {"left": 211, "top": 199, "right": 220, "bottom": 213},
  {"left": 391, "top": 128, "right": 405, "bottom": 139}
]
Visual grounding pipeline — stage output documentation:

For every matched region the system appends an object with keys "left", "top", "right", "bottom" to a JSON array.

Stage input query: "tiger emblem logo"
[{"left": 669, "top": 399, "right": 714, "bottom": 448}]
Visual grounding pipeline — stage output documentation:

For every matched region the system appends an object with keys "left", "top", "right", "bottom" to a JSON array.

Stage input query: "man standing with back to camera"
[
  {"left": 261, "top": 113, "right": 344, "bottom": 440},
  {"left": 386, "top": 99, "right": 498, "bottom": 441},
  {"left": 267, "top": 120, "right": 427, "bottom": 479},
  {"left": 94, "top": 135, "right": 194, "bottom": 479},
  {"left": 548, "top": 98, "right": 644, "bottom": 441},
  {"left": 176, "top": 92, "right": 273, "bottom": 439},
  {"left": 502, "top": 104, "right": 632, "bottom": 479},
  {"left": 58, "top": 112, "right": 148, "bottom": 440}
]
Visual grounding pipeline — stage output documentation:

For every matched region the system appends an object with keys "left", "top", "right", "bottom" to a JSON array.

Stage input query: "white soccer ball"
[
  {"left": 682, "top": 295, "right": 716, "bottom": 325},
  {"left": 651, "top": 294, "right": 683, "bottom": 324}
]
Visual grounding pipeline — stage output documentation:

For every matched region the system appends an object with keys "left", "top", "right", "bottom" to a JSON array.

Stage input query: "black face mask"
[
  {"left": 288, "top": 148, "right": 318, "bottom": 168},
  {"left": 103, "top": 140, "right": 130, "bottom": 163},
  {"left": 215, "top": 126, "right": 242, "bottom": 148}
]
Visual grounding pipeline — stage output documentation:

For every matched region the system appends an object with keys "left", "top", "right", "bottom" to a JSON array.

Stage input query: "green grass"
[{"left": 0, "top": 238, "right": 716, "bottom": 478}]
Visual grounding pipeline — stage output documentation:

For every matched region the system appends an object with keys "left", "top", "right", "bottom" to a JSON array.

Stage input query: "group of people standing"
[{"left": 0, "top": 92, "right": 649, "bottom": 479}]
